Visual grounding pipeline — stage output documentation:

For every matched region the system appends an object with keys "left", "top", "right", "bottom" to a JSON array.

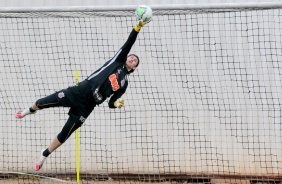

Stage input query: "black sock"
[
  {"left": 43, "top": 148, "right": 51, "bottom": 157},
  {"left": 29, "top": 107, "right": 36, "bottom": 113}
]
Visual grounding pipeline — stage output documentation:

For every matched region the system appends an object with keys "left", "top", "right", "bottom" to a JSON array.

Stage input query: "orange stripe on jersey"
[{"left": 109, "top": 74, "right": 120, "bottom": 91}]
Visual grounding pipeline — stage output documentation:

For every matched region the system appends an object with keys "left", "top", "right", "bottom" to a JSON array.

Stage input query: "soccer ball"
[{"left": 135, "top": 5, "right": 152, "bottom": 22}]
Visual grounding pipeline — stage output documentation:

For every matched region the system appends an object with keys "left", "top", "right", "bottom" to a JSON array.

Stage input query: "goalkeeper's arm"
[
  {"left": 108, "top": 88, "right": 126, "bottom": 109},
  {"left": 109, "top": 98, "right": 124, "bottom": 109},
  {"left": 114, "top": 19, "right": 151, "bottom": 62}
]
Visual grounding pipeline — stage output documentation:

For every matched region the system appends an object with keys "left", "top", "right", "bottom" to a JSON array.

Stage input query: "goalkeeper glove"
[
  {"left": 114, "top": 98, "right": 124, "bottom": 108},
  {"left": 134, "top": 19, "right": 150, "bottom": 32}
]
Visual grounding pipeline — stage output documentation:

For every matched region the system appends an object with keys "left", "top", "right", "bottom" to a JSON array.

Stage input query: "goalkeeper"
[{"left": 15, "top": 19, "right": 150, "bottom": 171}]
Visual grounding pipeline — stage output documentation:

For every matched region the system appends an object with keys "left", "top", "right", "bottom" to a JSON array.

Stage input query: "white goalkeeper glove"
[
  {"left": 114, "top": 98, "right": 124, "bottom": 108},
  {"left": 134, "top": 20, "right": 150, "bottom": 32}
]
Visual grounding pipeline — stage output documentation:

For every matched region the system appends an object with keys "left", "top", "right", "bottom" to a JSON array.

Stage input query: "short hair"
[{"left": 127, "top": 54, "right": 140, "bottom": 73}]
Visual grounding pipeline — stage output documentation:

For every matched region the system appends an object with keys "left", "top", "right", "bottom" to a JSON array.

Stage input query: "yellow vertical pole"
[{"left": 75, "top": 70, "right": 80, "bottom": 184}]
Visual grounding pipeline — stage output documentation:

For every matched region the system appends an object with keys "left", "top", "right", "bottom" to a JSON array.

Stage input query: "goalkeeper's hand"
[
  {"left": 134, "top": 19, "right": 151, "bottom": 32},
  {"left": 114, "top": 98, "right": 124, "bottom": 108}
]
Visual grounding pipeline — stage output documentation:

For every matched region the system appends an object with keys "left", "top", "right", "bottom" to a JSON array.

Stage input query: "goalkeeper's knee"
[
  {"left": 35, "top": 93, "right": 61, "bottom": 109},
  {"left": 57, "top": 116, "right": 82, "bottom": 143}
]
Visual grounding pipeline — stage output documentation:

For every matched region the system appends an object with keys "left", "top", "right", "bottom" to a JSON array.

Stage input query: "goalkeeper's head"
[{"left": 126, "top": 54, "right": 140, "bottom": 74}]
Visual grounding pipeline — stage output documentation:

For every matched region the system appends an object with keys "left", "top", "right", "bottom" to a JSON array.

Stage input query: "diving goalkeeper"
[{"left": 15, "top": 19, "right": 150, "bottom": 171}]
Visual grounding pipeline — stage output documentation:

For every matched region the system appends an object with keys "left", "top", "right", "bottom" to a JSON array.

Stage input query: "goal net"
[{"left": 1, "top": 3, "right": 282, "bottom": 183}]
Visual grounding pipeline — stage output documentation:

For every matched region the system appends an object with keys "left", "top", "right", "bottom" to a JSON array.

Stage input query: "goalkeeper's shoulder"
[{"left": 134, "top": 19, "right": 151, "bottom": 32}]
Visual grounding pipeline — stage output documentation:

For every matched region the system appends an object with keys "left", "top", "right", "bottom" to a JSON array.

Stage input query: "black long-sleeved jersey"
[{"left": 85, "top": 28, "right": 139, "bottom": 108}]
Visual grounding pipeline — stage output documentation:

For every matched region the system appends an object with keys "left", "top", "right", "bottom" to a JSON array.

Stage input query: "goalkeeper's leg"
[
  {"left": 35, "top": 115, "right": 83, "bottom": 171},
  {"left": 15, "top": 92, "right": 63, "bottom": 119}
]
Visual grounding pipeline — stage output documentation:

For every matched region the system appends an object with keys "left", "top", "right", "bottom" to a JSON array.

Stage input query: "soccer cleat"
[
  {"left": 15, "top": 110, "right": 36, "bottom": 119},
  {"left": 15, "top": 111, "right": 24, "bottom": 119},
  {"left": 35, "top": 149, "right": 46, "bottom": 171}
]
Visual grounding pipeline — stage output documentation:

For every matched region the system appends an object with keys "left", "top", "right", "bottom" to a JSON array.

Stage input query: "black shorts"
[{"left": 36, "top": 80, "right": 95, "bottom": 123}]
